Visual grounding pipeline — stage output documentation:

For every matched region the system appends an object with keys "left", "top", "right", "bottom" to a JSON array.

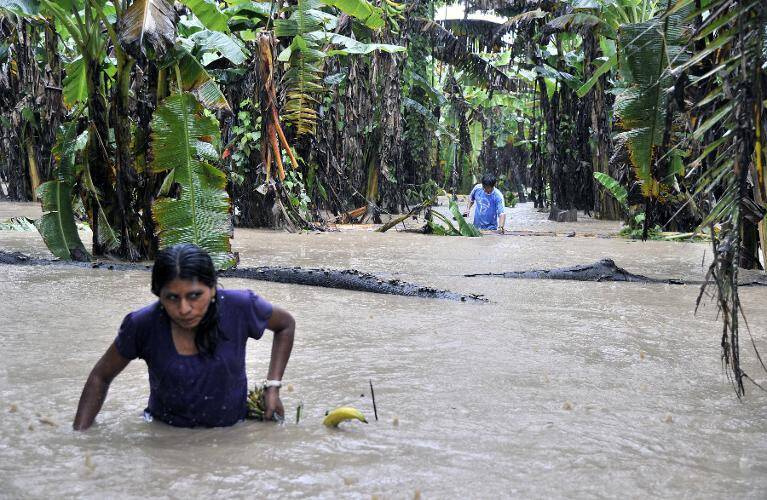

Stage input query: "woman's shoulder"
[
  {"left": 218, "top": 288, "right": 253, "bottom": 304},
  {"left": 218, "top": 289, "right": 269, "bottom": 308},
  {"left": 125, "top": 301, "right": 162, "bottom": 329},
  {"left": 219, "top": 289, "right": 273, "bottom": 318}
]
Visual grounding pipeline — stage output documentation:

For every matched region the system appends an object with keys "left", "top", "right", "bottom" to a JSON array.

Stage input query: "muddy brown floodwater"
[{"left": 1, "top": 202, "right": 766, "bottom": 498}]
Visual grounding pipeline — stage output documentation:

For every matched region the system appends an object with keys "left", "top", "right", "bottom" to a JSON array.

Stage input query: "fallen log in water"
[
  {"left": 0, "top": 250, "right": 486, "bottom": 302},
  {"left": 464, "top": 258, "right": 767, "bottom": 286}
]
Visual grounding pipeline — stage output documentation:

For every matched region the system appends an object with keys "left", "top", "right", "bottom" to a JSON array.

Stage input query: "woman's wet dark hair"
[{"left": 151, "top": 244, "right": 222, "bottom": 356}]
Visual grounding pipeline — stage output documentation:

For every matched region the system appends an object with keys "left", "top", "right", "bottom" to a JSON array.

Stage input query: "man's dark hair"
[
  {"left": 151, "top": 243, "right": 222, "bottom": 356},
  {"left": 481, "top": 173, "right": 496, "bottom": 188}
]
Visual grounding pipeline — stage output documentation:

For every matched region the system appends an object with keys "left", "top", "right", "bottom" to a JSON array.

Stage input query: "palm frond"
[
  {"left": 685, "top": 0, "right": 767, "bottom": 396},
  {"left": 614, "top": 9, "right": 690, "bottom": 197}
]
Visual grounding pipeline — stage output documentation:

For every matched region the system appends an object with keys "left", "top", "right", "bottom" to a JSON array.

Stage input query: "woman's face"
[{"left": 159, "top": 278, "right": 216, "bottom": 330}]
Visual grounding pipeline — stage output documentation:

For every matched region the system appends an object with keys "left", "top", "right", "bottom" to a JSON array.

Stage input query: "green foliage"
[
  {"left": 323, "top": 0, "right": 383, "bottom": 29},
  {"left": 227, "top": 98, "right": 261, "bottom": 185},
  {"left": 150, "top": 93, "right": 235, "bottom": 270},
  {"left": 188, "top": 29, "right": 248, "bottom": 65},
  {"left": 405, "top": 180, "right": 441, "bottom": 205},
  {"left": 283, "top": 170, "right": 312, "bottom": 219},
  {"left": 0, "top": 216, "right": 36, "bottom": 231},
  {"left": 34, "top": 122, "right": 90, "bottom": 261},
  {"left": 175, "top": 47, "right": 231, "bottom": 114},
  {"left": 505, "top": 191, "right": 518, "bottom": 208},
  {"left": 619, "top": 212, "right": 661, "bottom": 240},
  {"left": 180, "top": 0, "right": 229, "bottom": 32},
  {"left": 63, "top": 57, "right": 87, "bottom": 108},
  {"left": 0, "top": 0, "right": 40, "bottom": 17},
  {"left": 593, "top": 172, "right": 628, "bottom": 209},
  {"left": 614, "top": 9, "right": 690, "bottom": 198},
  {"left": 428, "top": 200, "right": 481, "bottom": 237},
  {"left": 281, "top": 35, "right": 324, "bottom": 136}
]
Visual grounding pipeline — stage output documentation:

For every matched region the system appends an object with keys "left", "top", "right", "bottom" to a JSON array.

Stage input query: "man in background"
[{"left": 465, "top": 173, "right": 506, "bottom": 233}]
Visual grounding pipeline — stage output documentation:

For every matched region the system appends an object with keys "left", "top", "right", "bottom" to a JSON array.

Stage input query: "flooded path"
[{"left": 1, "top": 202, "right": 766, "bottom": 498}]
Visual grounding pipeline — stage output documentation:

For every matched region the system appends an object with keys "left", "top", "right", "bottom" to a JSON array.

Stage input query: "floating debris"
[{"left": 38, "top": 417, "right": 57, "bottom": 426}]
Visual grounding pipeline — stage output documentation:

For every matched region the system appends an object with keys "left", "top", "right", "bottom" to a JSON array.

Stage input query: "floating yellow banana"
[{"left": 323, "top": 407, "right": 368, "bottom": 427}]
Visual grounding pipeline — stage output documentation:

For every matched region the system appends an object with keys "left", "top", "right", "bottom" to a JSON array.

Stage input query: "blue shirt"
[
  {"left": 470, "top": 184, "right": 505, "bottom": 230},
  {"left": 115, "top": 289, "right": 273, "bottom": 427}
]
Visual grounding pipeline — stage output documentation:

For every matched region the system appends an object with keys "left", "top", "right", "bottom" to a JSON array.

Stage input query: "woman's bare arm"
[
  {"left": 263, "top": 306, "right": 295, "bottom": 420},
  {"left": 73, "top": 342, "right": 131, "bottom": 430}
]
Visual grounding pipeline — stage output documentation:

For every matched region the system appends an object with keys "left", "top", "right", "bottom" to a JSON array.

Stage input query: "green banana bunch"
[
  {"left": 323, "top": 407, "right": 368, "bottom": 427},
  {"left": 383, "top": 0, "right": 405, "bottom": 33},
  {"left": 246, "top": 385, "right": 266, "bottom": 420}
]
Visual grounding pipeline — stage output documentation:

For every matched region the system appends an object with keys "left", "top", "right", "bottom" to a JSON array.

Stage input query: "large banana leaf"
[
  {"left": 117, "top": 0, "right": 176, "bottom": 56},
  {"left": 188, "top": 29, "right": 247, "bottom": 65},
  {"left": 323, "top": 0, "right": 383, "bottom": 30},
  {"left": 306, "top": 32, "right": 405, "bottom": 56},
  {"left": 275, "top": 0, "right": 328, "bottom": 137},
  {"left": 274, "top": 0, "right": 325, "bottom": 37},
  {"left": 614, "top": 11, "right": 689, "bottom": 197},
  {"left": 180, "top": 0, "right": 229, "bottom": 32},
  {"left": 0, "top": 0, "right": 39, "bottom": 16},
  {"left": 449, "top": 200, "right": 482, "bottom": 237},
  {"left": 63, "top": 56, "right": 87, "bottom": 108},
  {"left": 428, "top": 201, "right": 481, "bottom": 237},
  {"left": 35, "top": 122, "right": 90, "bottom": 261},
  {"left": 150, "top": 93, "right": 235, "bottom": 270},
  {"left": 175, "top": 47, "right": 231, "bottom": 114},
  {"left": 593, "top": 172, "right": 628, "bottom": 209}
]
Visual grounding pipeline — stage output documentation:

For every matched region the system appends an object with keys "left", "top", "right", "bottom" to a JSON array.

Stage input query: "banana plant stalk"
[{"left": 257, "top": 33, "right": 298, "bottom": 182}]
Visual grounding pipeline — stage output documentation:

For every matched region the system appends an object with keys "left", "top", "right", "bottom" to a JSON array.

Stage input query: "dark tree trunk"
[
  {"left": 85, "top": 57, "right": 117, "bottom": 255},
  {"left": 113, "top": 56, "right": 141, "bottom": 260}
]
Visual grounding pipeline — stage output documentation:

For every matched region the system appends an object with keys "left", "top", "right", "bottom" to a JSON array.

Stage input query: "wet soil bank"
[
  {"left": 0, "top": 250, "right": 486, "bottom": 302},
  {"left": 465, "top": 258, "right": 767, "bottom": 286}
]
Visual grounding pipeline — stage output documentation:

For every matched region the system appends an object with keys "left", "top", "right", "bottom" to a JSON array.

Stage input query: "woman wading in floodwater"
[{"left": 73, "top": 244, "right": 295, "bottom": 430}]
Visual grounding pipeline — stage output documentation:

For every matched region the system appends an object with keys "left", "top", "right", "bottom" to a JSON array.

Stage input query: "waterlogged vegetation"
[{"left": 0, "top": 0, "right": 766, "bottom": 393}]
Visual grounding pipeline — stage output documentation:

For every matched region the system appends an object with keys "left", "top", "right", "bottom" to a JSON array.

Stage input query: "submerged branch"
[
  {"left": 465, "top": 258, "right": 767, "bottom": 286},
  {"left": 0, "top": 250, "right": 486, "bottom": 302}
]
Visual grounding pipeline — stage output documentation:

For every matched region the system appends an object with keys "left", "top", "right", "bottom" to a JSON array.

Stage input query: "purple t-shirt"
[{"left": 115, "top": 289, "right": 273, "bottom": 427}]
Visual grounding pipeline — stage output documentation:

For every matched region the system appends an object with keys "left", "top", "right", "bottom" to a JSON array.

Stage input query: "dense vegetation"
[{"left": 1, "top": 0, "right": 765, "bottom": 393}]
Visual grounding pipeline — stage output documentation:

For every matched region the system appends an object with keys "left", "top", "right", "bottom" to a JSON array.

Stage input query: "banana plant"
[
  {"left": 35, "top": 121, "right": 90, "bottom": 261},
  {"left": 150, "top": 92, "right": 235, "bottom": 270}
]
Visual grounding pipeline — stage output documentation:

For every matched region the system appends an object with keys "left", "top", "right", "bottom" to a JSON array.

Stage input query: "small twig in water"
[
  {"left": 369, "top": 379, "right": 378, "bottom": 421},
  {"left": 296, "top": 400, "right": 303, "bottom": 424}
]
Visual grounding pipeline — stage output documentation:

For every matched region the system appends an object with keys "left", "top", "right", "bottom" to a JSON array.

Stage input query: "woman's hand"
[
  {"left": 262, "top": 306, "right": 294, "bottom": 422},
  {"left": 263, "top": 387, "right": 284, "bottom": 421}
]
